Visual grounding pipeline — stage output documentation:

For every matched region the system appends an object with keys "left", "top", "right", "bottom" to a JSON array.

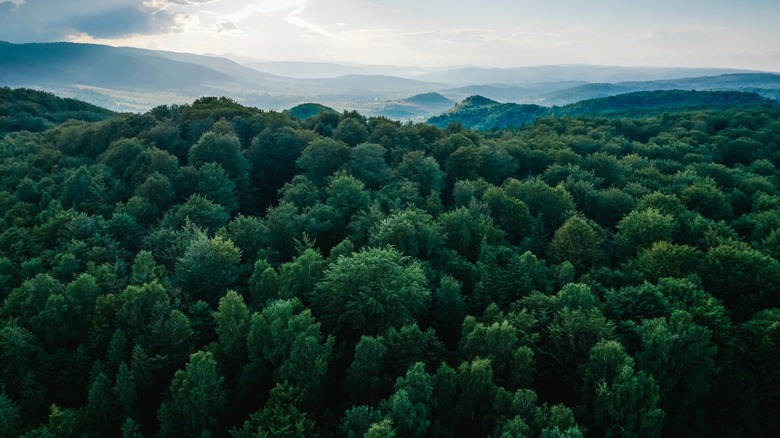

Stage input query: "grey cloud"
[
  {"left": 0, "top": 0, "right": 183, "bottom": 41},
  {"left": 71, "top": 4, "right": 180, "bottom": 39},
  {"left": 167, "top": 0, "right": 217, "bottom": 4},
  {"left": 215, "top": 21, "right": 239, "bottom": 33}
]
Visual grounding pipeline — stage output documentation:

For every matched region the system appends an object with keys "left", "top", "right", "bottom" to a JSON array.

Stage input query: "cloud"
[
  {"left": 0, "top": 0, "right": 186, "bottom": 41},
  {"left": 214, "top": 20, "right": 239, "bottom": 33},
  {"left": 72, "top": 4, "right": 181, "bottom": 39},
  {"left": 165, "top": 0, "right": 219, "bottom": 5}
]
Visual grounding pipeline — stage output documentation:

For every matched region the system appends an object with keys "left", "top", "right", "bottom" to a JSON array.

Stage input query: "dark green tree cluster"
[{"left": 0, "top": 88, "right": 779, "bottom": 436}]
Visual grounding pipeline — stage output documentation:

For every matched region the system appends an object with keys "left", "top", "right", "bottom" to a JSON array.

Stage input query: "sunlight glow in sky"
[{"left": 1, "top": 0, "right": 779, "bottom": 70}]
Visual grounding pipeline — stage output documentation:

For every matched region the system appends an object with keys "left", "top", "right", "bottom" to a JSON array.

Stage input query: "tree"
[
  {"left": 278, "top": 247, "right": 325, "bottom": 304},
  {"left": 431, "top": 275, "right": 467, "bottom": 349},
  {"left": 214, "top": 290, "right": 250, "bottom": 367},
  {"left": 115, "top": 281, "right": 170, "bottom": 353},
  {"left": 580, "top": 340, "right": 664, "bottom": 437},
  {"left": 680, "top": 178, "right": 732, "bottom": 221},
  {"left": 192, "top": 163, "right": 239, "bottom": 213},
  {"left": 279, "top": 175, "right": 322, "bottom": 210},
  {"left": 550, "top": 216, "right": 605, "bottom": 273},
  {"left": 344, "top": 335, "right": 392, "bottom": 406},
  {"left": 482, "top": 186, "right": 532, "bottom": 245},
  {"left": 635, "top": 311, "right": 717, "bottom": 434},
  {"left": 248, "top": 260, "right": 280, "bottom": 306},
  {"left": 503, "top": 178, "right": 575, "bottom": 235},
  {"left": 61, "top": 166, "right": 102, "bottom": 213},
  {"left": 583, "top": 188, "right": 636, "bottom": 230},
  {"left": 136, "top": 172, "right": 175, "bottom": 209},
  {"left": 382, "top": 324, "right": 446, "bottom": 377},
  {"left": 454, "top": 358, "right": 499, "bottom": 436},
  {"left": 188, "top": 131, "right": 249, "bottom": 183},
  {"left": 370, "top": 208, "right": 444, "bottom": 260},
  {"left": 387, "top": 362, "right": 434, "bottom": 438},
  {"left": 220, "top": 214, "right": 267, "bottom": 264},
  {"left": 364, "top": 418, "right": 396, "bottom": 438},
  {"left": 31, "top": 273, "right": 100, "bottom": 349},
  {"left": 439, "top": 207, "right": 480, "bottom": 259},
  {"left": 700, "top": 243, "right": 780, "bottom": 321},
  {"left": 615, "top": 208, "right": 675, "bottom": 256},
  {"left": 333, "top": 117, "right": 369, "bottom": 146},
  {"left": 341, "top": 406, "right": 384, "bottom": 438},
  {"left": 0, "top": 391, "right": 20, "bottom": 438},
  {"left": 114, "top": 362, "right": 136, "bottom": 420},
  {"left": 395, "top": 151, "right": 444, "bottom": 197},
  {"left": 129, "top": 250, "right": 164, "bottom": 286},
  {"left": 296, "top": 138, "right": 351, "bottom": 184},
  {"left": 631, "top": 241, "right": 701, "bottom": 282},
  {"left": 460, "top": 316, "right": 535, "bottom": 389},
  {"left": 161, "top": 194, "right": 230, "bottom": 234},
  {"left": 246, "top": 126, "right": 309, "bottom": 209},
  {"left": 313, "top": 247, "right": 430, "bottom": 338},
  {"left": 263, "top": 201, "right": 303, "bottom": 261},
  {"left": 325, "top": 172, "right": 371, "bottom": 242},
  {"left": 445, "top": 145, "right": 483, "bottom": 186},
  {"left": 158, "top": 351, "right": 226, "bottom": 438},
  {"left": 603, "top": 283, "right": 670, "bottom": 324},
  {"left": 187, "top": 130, "right": 252, "bottom": 212},
  {"left": 174, "top": 233, "right": 241, "bottom": 307},
  {"left": 86, "top": 372, "right": 117, "bottom": 434},
  {"left": 474, "top": 247, "right": 549, "bottom": 311},
  {"left": 231, "top": 383, "right": 317, "bottom": 438},
  {"left": 246, "top": 299, "right": 333, "bottom": 402},
  {"left": 346, "top": 142, "right": 390, "bottom": 188},
  {"left": 0, "top": 321, "right": 46, "bottom": 420},
  {"left": 538, "top": 308, "right": 616, "bottom": 405}
]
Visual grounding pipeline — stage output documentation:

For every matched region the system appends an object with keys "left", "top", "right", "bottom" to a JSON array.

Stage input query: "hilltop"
[{"left": 428, "top": 96, "right": 546, "bottom": 130}]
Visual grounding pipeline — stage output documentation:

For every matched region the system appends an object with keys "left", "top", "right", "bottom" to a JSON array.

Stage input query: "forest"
[{"left": 0, "top": 87, "right": 779, "bottom": 437}]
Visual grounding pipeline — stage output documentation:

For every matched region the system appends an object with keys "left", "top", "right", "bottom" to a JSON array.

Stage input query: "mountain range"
[{"left": 2, "top": 41, "right": 779, "bottom": 119}]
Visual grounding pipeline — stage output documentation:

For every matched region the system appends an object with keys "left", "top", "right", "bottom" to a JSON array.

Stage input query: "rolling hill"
[
  {"left": 285, "top": 103, "right": 339, "bottom": 120},
  {"left": 551, "top": 89, "right": 780, "bottom": 117},
  {"left": 427, "top": 95, "right": 546, "bottom": 130},
  {"left": 538, "top": 73, "right": 780, "bottom": 105},
  {"left": 0, "top": 41, "right": 240, "bottom": 90},
  {"left": 429, "top": 89, "right": 780, "bottom": 130},
  {"left": 373, "top": 92, "right": 455, "bottom": 119}
]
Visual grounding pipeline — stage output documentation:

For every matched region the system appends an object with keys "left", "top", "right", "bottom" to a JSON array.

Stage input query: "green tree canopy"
[{"left": 313, "top": 246, "right": 430, "bottom": 338}]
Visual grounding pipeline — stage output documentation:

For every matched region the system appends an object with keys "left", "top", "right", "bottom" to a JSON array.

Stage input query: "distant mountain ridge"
[
  {"left": 428, "top": 90, "right": 780, "bottom": 130},
  {"left": 2, "top": 41, "right": 779, "bottom": 117},
  {"left": 0, "top": 41, "right": 239, "bottom": 90},
  {"left": 538, "top": 73, "right": 780, "bottom": 105},
  {"left": 415, "top": 64, "right": 761, "bottom": 86}
]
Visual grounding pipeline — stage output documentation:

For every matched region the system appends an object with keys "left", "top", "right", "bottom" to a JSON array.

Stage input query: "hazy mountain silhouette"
[{"left": 2, "top": 41, "right": 779, "bottom": 116}]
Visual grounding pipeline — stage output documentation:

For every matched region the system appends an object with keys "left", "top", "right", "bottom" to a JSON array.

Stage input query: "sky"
[{"left": 1, "top": 0, "right": 779, "bottom": 70}]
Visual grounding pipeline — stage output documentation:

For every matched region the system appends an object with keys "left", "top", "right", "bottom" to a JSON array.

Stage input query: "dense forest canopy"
[{"left": 0, "top": 87, "right": 779, "bottom": 437}]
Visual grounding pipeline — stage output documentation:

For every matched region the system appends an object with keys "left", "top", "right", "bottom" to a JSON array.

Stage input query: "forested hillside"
[
  {"left": 1, "top": 87, "right": 779, "bottom": 437},
  {"left": 429, "top": 89, "right": 780, "bottom": 130}
]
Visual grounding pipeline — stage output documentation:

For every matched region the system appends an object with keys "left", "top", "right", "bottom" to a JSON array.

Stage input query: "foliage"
[{"left": 1, "top": 87, "right": 779, "bottom": 436}]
